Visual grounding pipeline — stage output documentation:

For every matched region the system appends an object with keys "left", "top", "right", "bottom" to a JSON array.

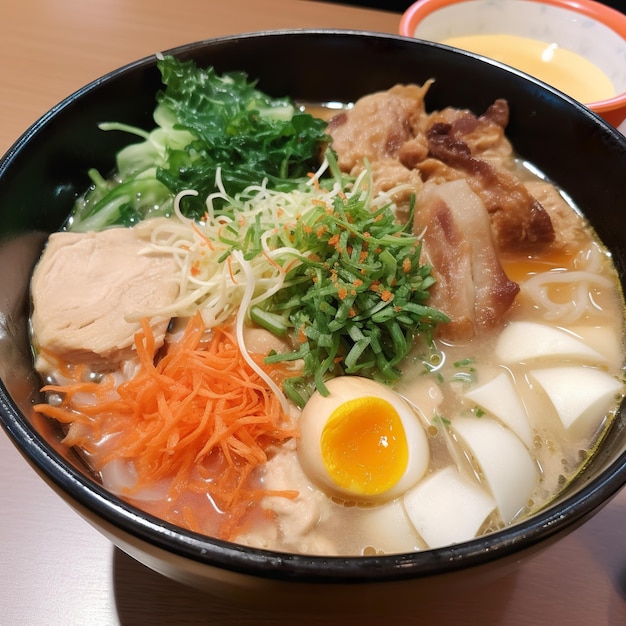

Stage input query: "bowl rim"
[
  {"left": 399, "top": 0, "right": 626, "bottom": 113},
  {"left": 3, "top": 373, "right": 626, "bottom": 583},
  {"left": 1, "top": 28, "right": 626, "bottom": 584}
]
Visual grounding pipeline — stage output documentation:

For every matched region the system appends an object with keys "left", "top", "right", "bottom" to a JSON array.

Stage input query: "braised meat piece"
[
  {"left": 329, "top": 88, "right": 556, "bottom": 253},
  {"left": 328, "top": 83, "right": 431, "bottom": 175},
  {"left": 326, "top": 85, "right": 564, "bottom": 338},
  {"left": 416, "top": 180, "right": 520, "bottom": 341},
  {"left": 424, "top": 118, "right": 555, "bottom": 251}
]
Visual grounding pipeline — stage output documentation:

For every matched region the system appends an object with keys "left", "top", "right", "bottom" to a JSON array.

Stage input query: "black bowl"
[{"left": 1, "top": 30, "right": 626, "bottom": 612}]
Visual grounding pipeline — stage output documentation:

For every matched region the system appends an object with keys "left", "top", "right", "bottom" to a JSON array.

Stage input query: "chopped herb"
[
  {"left": 433, "top": 414, "right": 451, "bottom": 427},
  {"left": 451, "top": 369, "right": 477, "bottom": 385},
  {"left": 255, "top": 185, "right": 449, "bottom": 405},
  {"left": 450, "top": 357, "right": 477, "bottom": 385}
]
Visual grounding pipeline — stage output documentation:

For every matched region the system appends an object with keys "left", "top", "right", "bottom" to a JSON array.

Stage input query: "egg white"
[{"left": 297, "top": 376, "right": 430, "bottom": 503}]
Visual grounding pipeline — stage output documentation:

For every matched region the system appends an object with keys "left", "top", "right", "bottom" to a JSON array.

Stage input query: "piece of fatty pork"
[
  {"left": 415, "top": 179, "right": 520, "bottom": 341},
  {"left": 31, "top": 223, "right": 179, "bottom": 375}
]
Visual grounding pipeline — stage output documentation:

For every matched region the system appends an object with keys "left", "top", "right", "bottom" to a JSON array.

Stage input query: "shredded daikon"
[{"left": 129, "top": 164, "right": 362, "bottom": 327}]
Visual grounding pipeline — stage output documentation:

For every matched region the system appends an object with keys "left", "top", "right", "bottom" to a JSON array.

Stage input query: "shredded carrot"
[
  {"left": 226, "top": 255, "right": 238, "bottom": 284},
  {"left": 307, "top": 172, "right": 321, "bottom": 191},
  {"left": 262, "top": 249, "right": 283, "bottom": 273},
  {"left": 34, "top": 312, "right": 299, "bottom": 540},
  {"left": 191, "top": 221, "right": 215, "bottom": 250}
]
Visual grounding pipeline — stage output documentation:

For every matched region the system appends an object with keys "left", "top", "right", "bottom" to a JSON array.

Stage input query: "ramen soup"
[{"left": 30, "top": 59, "right": 626, "bottom": 556}]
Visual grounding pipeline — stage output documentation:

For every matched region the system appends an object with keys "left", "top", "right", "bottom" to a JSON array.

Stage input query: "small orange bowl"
[{"left": 400, "top": 0, "right": 626, "bottom": 129}]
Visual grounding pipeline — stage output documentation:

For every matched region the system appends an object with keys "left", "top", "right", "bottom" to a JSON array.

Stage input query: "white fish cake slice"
[{"left": 403, "top": 466, "right": 496, "bottom": 549}]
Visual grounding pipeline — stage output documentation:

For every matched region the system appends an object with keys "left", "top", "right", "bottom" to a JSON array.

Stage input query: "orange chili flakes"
[
  {"left": 297, "top": 325, "right": 307, "bottom": 343},
  {"left": 403, "top": 258, "right": 412, "bottom": 273},
  {"left": 381, "top": 290, "right": 393, "bottom": 302},
  {"left": 328, "top": 233, "right": 340, "bottom": 248}
]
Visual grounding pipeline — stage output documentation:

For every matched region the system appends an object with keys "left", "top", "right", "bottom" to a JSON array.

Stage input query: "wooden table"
[{"left": 1, "top": 1, "right": 625, "bottom": 624}]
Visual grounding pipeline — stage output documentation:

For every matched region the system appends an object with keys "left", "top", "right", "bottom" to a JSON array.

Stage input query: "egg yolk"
[{"left": 320, "top": 396, "right": 409, "bottom": 497}]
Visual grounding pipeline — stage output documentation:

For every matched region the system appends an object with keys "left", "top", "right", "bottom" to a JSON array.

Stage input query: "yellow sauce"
[{"left": 441, "top": 34, "right": 615, "bottom": 104}]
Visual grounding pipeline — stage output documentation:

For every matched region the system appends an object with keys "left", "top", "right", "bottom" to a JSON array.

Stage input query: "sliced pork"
[
  {"left": 423, "top": 120, "right": 555, "bottom": 251},
  {"left": 416, "top": 180, "right": 520, "bottom": 341},
  {"left": 31, "top": 223, "right": 179, "bottom": 374}
]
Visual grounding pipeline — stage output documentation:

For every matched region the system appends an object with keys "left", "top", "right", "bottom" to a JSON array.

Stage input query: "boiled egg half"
[{"left": 298, "top": 376, "right": 430, "bottom": 503}]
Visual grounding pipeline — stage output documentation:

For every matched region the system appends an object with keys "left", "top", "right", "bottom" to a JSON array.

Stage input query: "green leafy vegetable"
[{"left": 68, "top": 55, "right": 329, "bottom": 231}]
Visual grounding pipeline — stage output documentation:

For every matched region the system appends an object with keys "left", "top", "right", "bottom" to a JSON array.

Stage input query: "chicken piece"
[
  {"left": 242, "top": 324, "right": 294, "bottom": 357},
  {"left": 31, "top": 223, "right": 179, "bottom": 374},
  {"left": 416, "top": 179, "right": 520, "bottom": 341},
  {"left": 327, "top": 83, "right": 432, "bottom": 175}
]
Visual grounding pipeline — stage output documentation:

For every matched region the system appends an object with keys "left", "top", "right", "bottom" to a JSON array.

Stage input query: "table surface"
[{"left": 1, "top": 1, "right": 625, "bottom": 624}]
